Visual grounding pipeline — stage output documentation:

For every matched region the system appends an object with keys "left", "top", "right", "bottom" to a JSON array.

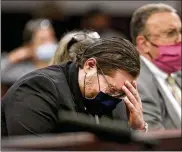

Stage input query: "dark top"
[{"left": 1, "top": 61, "right": 128, "bottom": 136}]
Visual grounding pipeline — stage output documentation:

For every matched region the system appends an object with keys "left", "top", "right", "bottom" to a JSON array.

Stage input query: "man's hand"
[{"left": 122, "top": 80, "right": 145, "bottom": 130}]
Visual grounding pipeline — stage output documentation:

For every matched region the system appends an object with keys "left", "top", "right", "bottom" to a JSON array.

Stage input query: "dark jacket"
[{"left": 1, "top": 61, "right": 128, "bottom": 136}]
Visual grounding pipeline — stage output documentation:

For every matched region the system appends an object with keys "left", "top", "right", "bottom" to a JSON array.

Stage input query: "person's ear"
[
  {"left": 136, "top": 35, "right": 151, "bottom": 54},
  {"left": 83, "top": 58, "right": 97, "bottom": 74}
]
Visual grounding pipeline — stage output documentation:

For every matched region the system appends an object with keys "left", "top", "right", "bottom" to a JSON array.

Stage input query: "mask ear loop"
[
  {"left": 147, "top": 52, "right": 154, "bottom": 61},
  {"left": 83, "top": 72, "right": 87, "bottom": 98},
  {"left": 84, "top": 66, "right": 101, "bottom": 98},
  {"left": 144, "top": 35, "right": 158, "bottom": 61},
  {"left": 97, "top": 69, "right": 101, "bottom": 92}
]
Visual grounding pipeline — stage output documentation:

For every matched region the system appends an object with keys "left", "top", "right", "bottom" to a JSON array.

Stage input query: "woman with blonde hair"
[{"left": 49, "top": 30, "right": 100, "bottom": 65}]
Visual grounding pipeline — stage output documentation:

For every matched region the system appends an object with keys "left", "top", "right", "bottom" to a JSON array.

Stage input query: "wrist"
[
  {"left": 137, "top": 122, "right": 148, "bottom": 132},
  {"left": 138, "top": 122, "right": 145, "bottom": 130},
  {"left": 8, "top": 54, "right": 17, "bottom": 64}
]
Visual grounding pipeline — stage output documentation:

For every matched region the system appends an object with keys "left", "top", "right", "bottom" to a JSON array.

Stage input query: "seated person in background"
[
  {"left": 130, "top": 3, "right": 181, "bottom": 130},
  {"left": 81, "top": 6, "right": 126, "bottom": 39},
  {"left": 1, "top": 18, "right": 57, "bottom": 86},
  {"left": 1, "top": 37, "right": 148, "bottom": 136},
  {"left": 49, "top": 30, "right": 100, "bottom": 65}
]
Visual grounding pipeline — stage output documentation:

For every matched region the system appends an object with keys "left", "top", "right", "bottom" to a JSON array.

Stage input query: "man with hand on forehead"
[{"left": 1, "top": 37, "right": 148, "bottom": 136}]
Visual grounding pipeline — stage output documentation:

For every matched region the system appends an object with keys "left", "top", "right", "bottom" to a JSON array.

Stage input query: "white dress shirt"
[{"left": 141, "top": 56, "right": 181, "bottom": 120}]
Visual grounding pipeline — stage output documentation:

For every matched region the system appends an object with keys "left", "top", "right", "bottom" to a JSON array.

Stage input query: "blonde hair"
[{"left": 49, "top": 30, "right": 100, "bottom": 65}]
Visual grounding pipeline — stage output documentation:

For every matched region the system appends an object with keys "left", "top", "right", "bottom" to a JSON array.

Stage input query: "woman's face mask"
[{"left": 35, "top": 43, "right": 58, "bottom": 61}]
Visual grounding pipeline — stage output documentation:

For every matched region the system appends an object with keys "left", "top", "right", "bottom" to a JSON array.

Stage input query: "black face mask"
[{"left": 83, "top": 71, "right": 122, "bottom": 116}]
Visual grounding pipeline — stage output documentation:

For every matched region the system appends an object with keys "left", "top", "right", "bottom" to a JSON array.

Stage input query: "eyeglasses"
[
  {"left": 67, "top": 32, "right": 100, "bottom": 51},
  {"left": 97, "top": 66, "right": 126, "bottom": 99},
  {"left": 144, "top": 28, "right": 181, "bottom": 42}
]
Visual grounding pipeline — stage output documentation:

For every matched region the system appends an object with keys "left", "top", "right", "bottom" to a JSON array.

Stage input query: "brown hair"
[{"left": 76, "top": 37, "right": 140, "bottom": 78}]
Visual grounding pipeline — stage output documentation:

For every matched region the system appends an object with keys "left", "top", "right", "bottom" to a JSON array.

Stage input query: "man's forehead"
[
  {"left": 146, "top": 12, "right": 181, "bottom": 33},
  {"left": 109, "top": 70, "right": 135, "bottom": 83}
]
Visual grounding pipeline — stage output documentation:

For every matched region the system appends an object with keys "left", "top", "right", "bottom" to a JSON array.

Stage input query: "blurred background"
[
  {"left": 1, "top": 0, "right": 181, "bottom": 97},
  {"left": 2, "top": 0, "right": 181, "bottom": 52}
]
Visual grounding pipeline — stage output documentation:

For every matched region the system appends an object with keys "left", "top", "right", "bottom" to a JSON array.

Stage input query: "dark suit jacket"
[
  {"left": 1, "top": 61, "right": 128, "bottom": 137},
  {"left": 137, "top": 59, "right": 181, "bottom": 130}
]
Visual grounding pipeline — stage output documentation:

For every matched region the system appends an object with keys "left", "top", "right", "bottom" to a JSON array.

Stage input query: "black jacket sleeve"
[{"left": 2, "top": 74, "right": 60, "bottom": 136}]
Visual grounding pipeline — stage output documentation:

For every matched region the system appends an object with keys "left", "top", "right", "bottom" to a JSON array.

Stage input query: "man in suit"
[{"left": 130, "top": 3, "right": 181, "bottom": 130}]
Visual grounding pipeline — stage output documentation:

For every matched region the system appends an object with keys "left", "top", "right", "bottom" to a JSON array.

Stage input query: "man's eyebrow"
[
  {"left": 164, "top": 27, "right": 181, "bottom": 33},
  {"left": 160, "top": 29, "right": 173, "bottom": 34}
]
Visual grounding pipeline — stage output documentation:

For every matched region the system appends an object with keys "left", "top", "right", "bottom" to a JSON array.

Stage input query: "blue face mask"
[
  {"left": 84, "top": 91, "right": 122, "bottom": 115},
  {"left": 83, "top": 71, "right": 123, "bottom": 116},
  {"left": 35, "top": 43, "right": 58, "bottom": 61}
]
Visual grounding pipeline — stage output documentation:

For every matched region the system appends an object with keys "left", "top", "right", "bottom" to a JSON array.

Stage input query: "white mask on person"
[{"left": 35, "top": 43, "right": 58, "bottom": 61}]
